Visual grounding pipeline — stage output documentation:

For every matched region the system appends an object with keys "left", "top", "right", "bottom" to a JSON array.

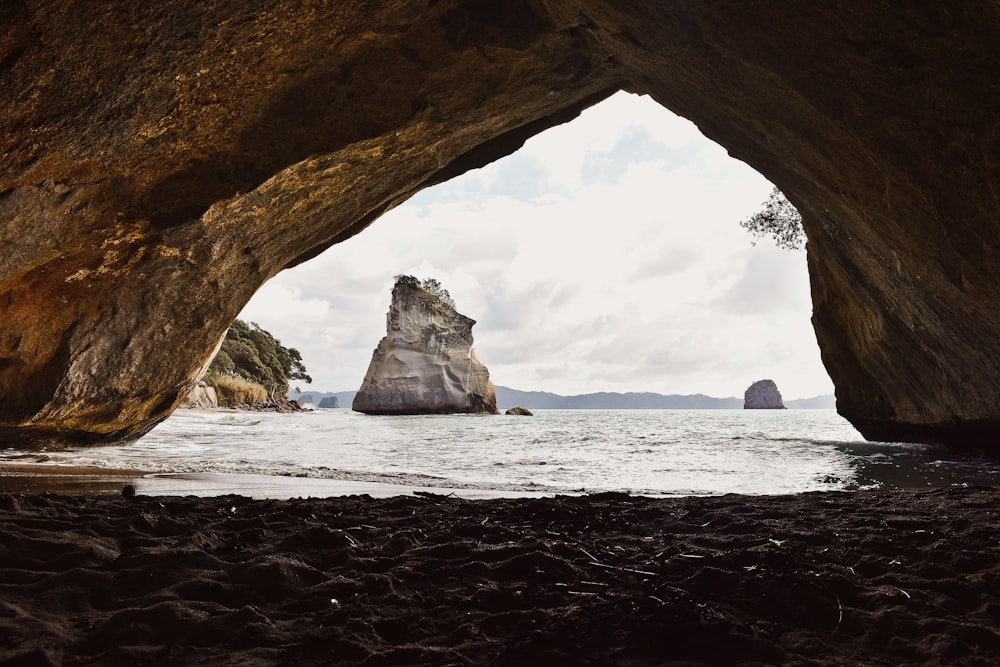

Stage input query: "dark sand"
[{"left": 2, "top": 487, "right": 1000, "bottom": 666}]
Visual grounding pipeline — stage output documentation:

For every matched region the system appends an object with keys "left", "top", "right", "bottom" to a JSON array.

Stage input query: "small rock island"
[
  {"left": 318, "top": 396, "right": 340, "bottom": 409},
  {"left": 744, "top": 379, "right": 786, "bottom": 409},
  {"left": 353, "top": 276, "right": 499, "bottom": 415}
]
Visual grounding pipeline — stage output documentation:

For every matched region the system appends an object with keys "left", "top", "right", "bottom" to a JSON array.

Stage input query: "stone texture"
[
  {"left": 744, "top": 380, "right": 785, "bottom": 410},
  {"left": 353, "top": 278, "right": 498, "bottom": 415},
  {"left": 182, "top": 383, "right": 218, "bottom": 410},
  {"left": 2, "top": 2, "right": 1000, "bottom": 447}
]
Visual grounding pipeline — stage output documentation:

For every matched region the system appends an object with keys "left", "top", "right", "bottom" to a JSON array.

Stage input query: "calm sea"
[{"left": 6, "top": 409, "right": 1000, "bottom": 497}]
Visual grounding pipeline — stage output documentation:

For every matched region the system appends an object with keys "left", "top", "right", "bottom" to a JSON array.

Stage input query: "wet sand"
[
  {"left": 2, "top": 486, "right": 999, "bottom": 665},
  {"left": 0, "top": 463, "right": 550, "bottom": 500}
]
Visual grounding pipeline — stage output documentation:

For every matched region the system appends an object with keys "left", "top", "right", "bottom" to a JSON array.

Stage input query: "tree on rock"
[{"left": 394, "top": 274, "right": 456, "bottom": 309}]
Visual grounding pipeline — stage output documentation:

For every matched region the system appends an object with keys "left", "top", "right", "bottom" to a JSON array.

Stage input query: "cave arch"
[
  {"left": 243, "top": 91, "right": 827, "bottom": 403},
  {"left": 2, "top": 2, "right": 999, "bottom": 448}
]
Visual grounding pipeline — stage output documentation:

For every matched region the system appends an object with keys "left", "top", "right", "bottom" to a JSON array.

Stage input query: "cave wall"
[{"left": 2, "top": 1, "right": 999, "bottom": 447}]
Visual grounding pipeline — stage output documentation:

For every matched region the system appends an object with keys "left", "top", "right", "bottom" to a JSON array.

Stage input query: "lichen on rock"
[{"left": 353, "top": 276, "right": 498, "bottom": 415}]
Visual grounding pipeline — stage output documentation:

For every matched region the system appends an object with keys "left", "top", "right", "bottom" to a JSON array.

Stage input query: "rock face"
[
  {"left": 318, "top": 396, "right": 340, "bottom": 409},
  {"left": 353, "top": 278, "right": 498, "bottom": 415},
  {"left": 3, "top": 3, "right": 1000, "bottom": 447},
  {"left": 182, "top": 383, "right": 218, "bottom": 410},
  {"left": 744, "top": 381, "right": 785, "bottom": 410}
]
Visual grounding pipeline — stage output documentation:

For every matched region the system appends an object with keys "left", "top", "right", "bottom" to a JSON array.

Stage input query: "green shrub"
[{"left": 204, "top": 319, "right": 311, "bottom": 399}]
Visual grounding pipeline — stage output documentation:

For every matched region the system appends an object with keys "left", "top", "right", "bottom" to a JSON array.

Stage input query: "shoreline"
[
  {"left": 0, "top": 462, "right": 555, "bottom": 499},
  {"left": 1, "top": 486, "right": 998, "bottom": 665}
]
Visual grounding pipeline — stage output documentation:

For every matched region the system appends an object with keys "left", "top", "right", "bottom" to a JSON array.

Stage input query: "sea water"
[{"left": 6, "top": 409, "right": 1000, "bottom": 497}]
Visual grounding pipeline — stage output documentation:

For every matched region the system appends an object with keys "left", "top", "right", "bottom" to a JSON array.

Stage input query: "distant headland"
[{"left": 289, "top": 386, "right": 836, "bottom": 411}]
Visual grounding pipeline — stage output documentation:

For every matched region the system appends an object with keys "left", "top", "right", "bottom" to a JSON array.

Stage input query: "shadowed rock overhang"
[{"left": 2, "top": 2, "right": 999, "bottom": 449}]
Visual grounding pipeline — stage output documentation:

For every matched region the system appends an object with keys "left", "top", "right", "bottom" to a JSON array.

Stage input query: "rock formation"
[
  {"left": 744, "top": 381, "right": 785, "bottom": 410},
  {"left": 353, "top": 277, "right": 498, "bottom": 415},
  {"left": 506, "top": 407, "right": 534, "bottom": 416},
  {"left": 318, "top": 396, "right": 340, "bottom": 409},
  {"left": 3, "top": 3, "right": 1000, "bottom": 447},
  {"left": 182, "top": 383, "right": 218, "bottom": 410}
]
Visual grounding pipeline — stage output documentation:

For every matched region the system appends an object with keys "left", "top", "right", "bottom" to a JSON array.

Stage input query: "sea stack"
[
  {"left": 353, "top": 276, "right": 499, "bottom": 415},
  {"left": 744, "top": 379, "right": 786, "bottom": 409}
]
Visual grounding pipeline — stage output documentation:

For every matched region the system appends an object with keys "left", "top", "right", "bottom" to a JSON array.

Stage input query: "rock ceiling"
[{"left": 2, "top": 2, "right": 999, "bottom": 448}]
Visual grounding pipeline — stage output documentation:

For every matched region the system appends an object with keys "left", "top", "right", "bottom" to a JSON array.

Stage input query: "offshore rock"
[
  {"left": 744, "top": 380, "right": 785, "bottom": 410},
  {"left": 506, "top": 407, "right": 534, "bottom": 416},
  {"left": 3, "top": 3, "right": 1000, "bottom": 448},
  {"left": 353, "top": 278, "right": 498, "bottom": 415},
  {"left": 318, "top": 396, "right": 341, "bottom": 409}
]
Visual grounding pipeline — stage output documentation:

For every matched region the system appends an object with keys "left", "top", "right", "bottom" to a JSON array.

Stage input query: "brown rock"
[
  {"left": 2, "top": 3, "right": 1000, "bottom": 448},
  {"left": 506, "top": 407, "right": 534, "bottom": 416}
]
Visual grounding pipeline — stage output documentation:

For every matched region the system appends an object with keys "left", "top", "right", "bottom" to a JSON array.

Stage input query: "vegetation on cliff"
[
  {"left": 740, "top": 187, "right": 804, "bottom": 250},
  {"left": 204, "top": 320, "right": 311, "bottom": 406},
  {"left": 394, "top": 274, "right": 456, "bottom": 309}
]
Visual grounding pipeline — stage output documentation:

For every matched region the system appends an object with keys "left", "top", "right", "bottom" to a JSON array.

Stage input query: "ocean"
[{"left": 5, "top": 408, "right": 999, "bottom": 498}]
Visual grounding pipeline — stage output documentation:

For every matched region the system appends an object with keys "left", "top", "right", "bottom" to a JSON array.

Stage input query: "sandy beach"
[
  {"left": 2, "top": 485, "right": 999, "bottom": 665},
  {"left": 0, "top": 463, "right": 552, "bottom": 500}
]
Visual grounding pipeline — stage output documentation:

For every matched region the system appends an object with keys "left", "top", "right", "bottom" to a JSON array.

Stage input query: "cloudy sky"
[{"left": 239, "top": 92, "right": 834, "bottom": 400}]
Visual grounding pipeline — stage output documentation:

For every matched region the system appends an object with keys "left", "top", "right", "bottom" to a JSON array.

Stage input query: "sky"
[{"left": 238, "top": 91, "right": 835, "bottom": 400}]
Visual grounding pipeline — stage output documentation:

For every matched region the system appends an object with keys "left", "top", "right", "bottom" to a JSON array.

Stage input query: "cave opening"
[{"left": 237, "top": 92, "right": 833, "bottom": 405}]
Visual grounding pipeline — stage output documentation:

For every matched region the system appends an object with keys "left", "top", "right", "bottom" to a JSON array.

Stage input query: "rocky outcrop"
[
  {"left": 744, "top": 381, "right": 785, "bottom": 410},
  {"left": 182, "top": 383, "right": 218, "bottom": 409},
  {"left": 3, "top": 3, "right": 1000, "bottom": 447},
  {"left": 233, "top": 398, "right": 302, "bottom": 413},
  {"left": 506, "top": 407, "right": 534, "bottom": 416},
  {"left": 318, "top": 396, "right": 340, "bottom": 409},
  {"left": 353, "top": 278, "right": 498, "bottom": 415}
]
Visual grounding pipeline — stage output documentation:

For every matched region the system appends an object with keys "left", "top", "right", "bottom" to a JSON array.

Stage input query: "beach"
[
  {"left": 2, "top": 485, "right": 999, "bottom": 665},
  {"left": 0, "top": 463, "right": 552, "bottom": 500}
]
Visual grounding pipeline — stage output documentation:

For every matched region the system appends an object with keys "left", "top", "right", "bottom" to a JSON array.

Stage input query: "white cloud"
[{"left": 240, "top": 92, "right": 835, "bottom": 400}]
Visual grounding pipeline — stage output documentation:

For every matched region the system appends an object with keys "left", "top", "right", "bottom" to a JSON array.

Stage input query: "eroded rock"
[
  {"left": 182, "top": 383, "right": 218, "bottom": 410},
  {"left": 2, "top": 3, "right": 1000, "bottom": 447},
  {"left": 353, "top": 277, "right": 498, "bottom": 415},
  {"left": 744, "top": 380, "right": 785, "bottom": 410}
]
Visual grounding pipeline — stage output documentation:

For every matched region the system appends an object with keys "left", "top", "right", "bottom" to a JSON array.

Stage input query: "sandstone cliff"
[
  {"left": 744, "top": 380, "right": 785, "bottom": 410},
  {"left": 353, "top": 277, "right": 498, "bottom": 415},
  {"left": 4, "top": 2, "right": 1000, "bottom": 448}
]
